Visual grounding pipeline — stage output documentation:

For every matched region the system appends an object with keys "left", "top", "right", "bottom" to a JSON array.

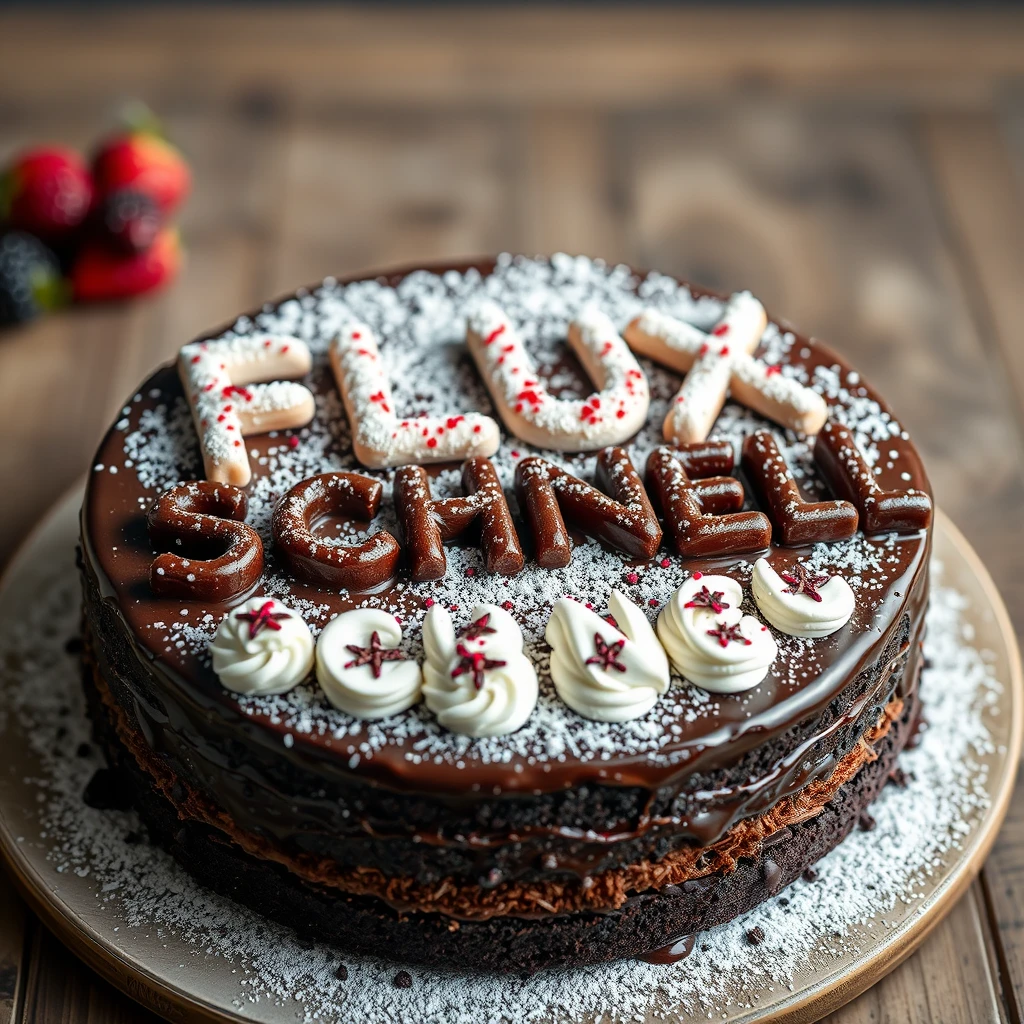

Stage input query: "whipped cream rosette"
[
  {"left": 316, "top": 608, "right": 422, "bottom": 719},
  {"left": 422, "top": 603, "right": 538, "bottom": 738},
  {"left": 751, "top": 557, "right": 855, "bottom": 639},
  {"left": 545, "top": 590, "right": 670, "bottom": 722},
  {"left": 657, "top": 574, "right": 777, "bottom": 694},
  {"left": 210, "top": 597, "right": 314, "bottom": 696}
]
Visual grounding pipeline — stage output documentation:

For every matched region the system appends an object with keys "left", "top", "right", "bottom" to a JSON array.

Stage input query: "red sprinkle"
[
  {"left": 660, "top": 558, "right": 671, "bottom": 568},
  {"left": 288, "top": 435, "right": 299, "bottom": 449},
  {"left": 648, "top": 598, "right": 659, "bottom": 608},
  {"left": 465, "top": 568, "right": 475, "bottom": 577},
  {"left": 626, "top": 572, "right": 639, "bottom": 584},
  {"left": 693, "top": 571, "right": 703, "bottom": 580},
  {"left": 766, "top": 364, "right": 782, "bottom": 377},
  {"left": 484, "top": 325, "right": 506, "bottom": 345},
  {"left": 427, "top": 437, "right": 438, "bottom": 449},
  {"left": 712, "top": 323, "right": 729, "bottom": 337},
  {"left": 425, "top": 598, "right": 435, "bottom": 608},
  {"left": 502, "top": 601, "right": 513, "bottom": 611}
]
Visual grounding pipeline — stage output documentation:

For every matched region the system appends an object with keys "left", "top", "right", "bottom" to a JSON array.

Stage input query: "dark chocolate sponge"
[{"left": 83, "top": 655, "right": 918, "bottom": 971}]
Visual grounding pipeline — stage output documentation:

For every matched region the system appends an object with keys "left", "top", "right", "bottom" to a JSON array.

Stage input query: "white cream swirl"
[
  {"left": 210, "top": 596, "right": 314, "bottom": 696},
  {"left": 545, "top": 590, "right": 670, "bottom": 722},
  {"left": 751, "top": 557, "right": 855, "bottom": 639},
  {"left": 422, "top": 603, "right": 538, "bottom": 738},
  {"left": 316, "top": 609, "right": 422, "bottom": 719},
  {"left": 657, "top": 574, "right": 777, "bottom": 694}
]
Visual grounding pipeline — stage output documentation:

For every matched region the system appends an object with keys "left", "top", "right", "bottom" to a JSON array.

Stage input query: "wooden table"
[{"left": 1, "top": 7, "right": 1023, "bottom": 1022}]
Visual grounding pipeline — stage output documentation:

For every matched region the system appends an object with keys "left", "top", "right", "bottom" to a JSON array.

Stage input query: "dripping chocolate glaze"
[{"left": 81, "top": 259, "right": 931, "bottom": 846}]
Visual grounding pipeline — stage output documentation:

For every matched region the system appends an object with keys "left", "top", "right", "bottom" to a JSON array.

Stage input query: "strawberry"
[
  {"left": 71, "top": 228, "right": 182, "bottom": 302},
  {"left": 0, "top": 146, "right": 94, "bottom": 242},
  {"left": 92, "top": 132, "right": 190, "bottom": 214}
]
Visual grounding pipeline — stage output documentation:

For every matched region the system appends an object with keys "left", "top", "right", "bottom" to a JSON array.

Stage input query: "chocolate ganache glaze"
[{"left": 80, "top": 255, "right": 930, "bottom": 921}]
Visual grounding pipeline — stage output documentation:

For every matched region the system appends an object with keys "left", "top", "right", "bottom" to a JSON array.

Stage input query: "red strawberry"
[
  {"left": 92, "top": 133, "right": 190, "bottom": 214},
  {"left": 0, "top": 146, "right": 94, "bottom": 241},
  {"left": 71, "top": 228, "right": 182, "bottom": 302}
]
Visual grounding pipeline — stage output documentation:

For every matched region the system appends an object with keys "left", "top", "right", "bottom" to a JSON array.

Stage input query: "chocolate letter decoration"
[
  {"left": 272, "top": 473, "right": 401, "bottom": 591},
  {"left": 148, "top": 481, "right": 264, "bottom": 602},
  {"left": 646, "top": 445, "right": 772, "bottom": 557},
  {"left": 393, "top": 457, "right": 524, "bottom": 582},
  {"left": 742, "top": 431, "right": 859, "bottom": 545},
  {"left": 814, "top": 421, "right": 932, "bottom": 535},
  {"left": 514, "top": 446, "right": 662, "bottom": 569}
]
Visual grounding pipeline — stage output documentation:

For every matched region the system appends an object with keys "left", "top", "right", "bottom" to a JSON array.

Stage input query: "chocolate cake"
[{"left": 78, "top": 255, "right": 931, "bottom": 971}]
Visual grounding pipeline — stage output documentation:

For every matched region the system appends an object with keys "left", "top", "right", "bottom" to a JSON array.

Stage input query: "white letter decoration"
[
  {"left": 623, "top": 292, "right": 828, "bottom": 445},
  {"left": 466, "top": 301, "right": 650, "bottom": 451},
  {"left": 179, "top": 335, "right": 316, "bottom": 486},
  {"left": 330, "top": 322, "right": 500, "bottom": 470}
]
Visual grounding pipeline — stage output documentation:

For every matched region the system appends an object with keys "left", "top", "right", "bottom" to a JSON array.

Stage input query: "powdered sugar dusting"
[
  {"left": 0, "top": 549, "right": 1002, "bottom": 1024},
  {"left": 100, "top": 255, "right": 920, "bottom": 775}
]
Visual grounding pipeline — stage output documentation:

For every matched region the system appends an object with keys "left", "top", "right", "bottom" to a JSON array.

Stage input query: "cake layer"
[{"left": 84, "top": 649, "right": 919, "bottom": 969}]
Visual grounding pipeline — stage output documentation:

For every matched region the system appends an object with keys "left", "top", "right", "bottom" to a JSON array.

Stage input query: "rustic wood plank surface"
[
  {"left": 0, "top": 7, "right": 1023, "bottom": 1023},
  {"left": 0, "top": 874, "right": 27, "bottom": 1024}
]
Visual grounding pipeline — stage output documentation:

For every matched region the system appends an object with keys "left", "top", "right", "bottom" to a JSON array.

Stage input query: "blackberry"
[
  {"left": 0, "top": 231, "right": 63, "bottom": 326},
  {"left": 100, "top": 188, "right": 161, "bottom": 254}
]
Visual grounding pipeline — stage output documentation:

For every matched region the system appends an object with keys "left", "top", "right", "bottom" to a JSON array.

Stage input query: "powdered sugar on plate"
[{"left": 0, "top": 543, "right": 1003, "bottom": 1024}]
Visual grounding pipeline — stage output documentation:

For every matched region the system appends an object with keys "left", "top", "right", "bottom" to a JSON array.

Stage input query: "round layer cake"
[{"left": 78, "top": 254, "right": 931, "bottom": 971}]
